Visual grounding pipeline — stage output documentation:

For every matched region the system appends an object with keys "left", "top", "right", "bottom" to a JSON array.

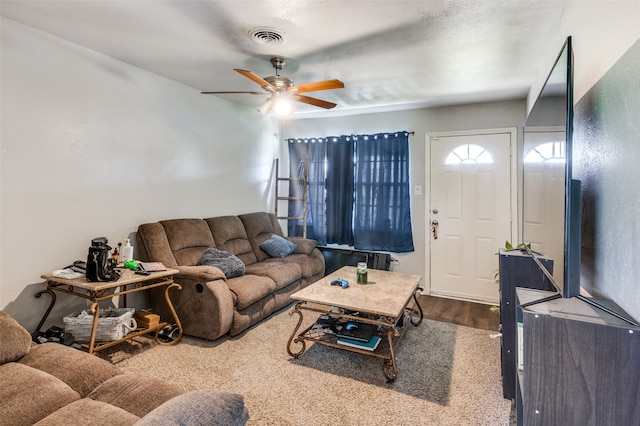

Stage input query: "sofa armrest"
[
  {"left": 150, "top": 267, "right": 235, "bottom": 340},
  {"left": 175, "top": 265, "right": 226, "bottom": 282},
  {"left": 286, "top": 237, "right": 318, "bottom": 255},
  {"left": 135, "top": 389, "right": 249, "bottom": 426},
  {"left": 0, "top": 311, "right": 33, "bottom": 365}
]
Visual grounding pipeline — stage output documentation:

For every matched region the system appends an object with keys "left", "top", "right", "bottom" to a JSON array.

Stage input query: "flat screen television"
[
  {"left": 522, "top": 36, "right": 580, "bottom": 298},
  {"left": 521, "top": 38, "right": 639, "bottom": 324}
]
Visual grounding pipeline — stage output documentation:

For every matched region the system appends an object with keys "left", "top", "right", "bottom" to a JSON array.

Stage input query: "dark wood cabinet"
[
  {"left": 498, "top": 250, "right": 554, "bottom": 400},
  {"left": 516, "top": 288, "right": 640, "bottom": 425}
]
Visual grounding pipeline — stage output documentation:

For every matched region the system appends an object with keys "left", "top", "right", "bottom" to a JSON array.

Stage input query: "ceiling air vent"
[{"left": 248, "top": 26, "right": 286, "bottom": 45}]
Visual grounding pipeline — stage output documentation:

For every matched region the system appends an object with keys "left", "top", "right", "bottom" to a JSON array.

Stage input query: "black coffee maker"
[{"left": 86, "top": 237, "right": 121, "bottom": 282}]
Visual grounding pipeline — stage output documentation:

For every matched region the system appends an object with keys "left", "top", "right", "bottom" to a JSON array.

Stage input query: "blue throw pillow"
[
  {"left": 197, "top": 248, "right": 245, "bottom": 279},
  {"left": 259, "top": 234, "right": 297, "bottom": 258}
]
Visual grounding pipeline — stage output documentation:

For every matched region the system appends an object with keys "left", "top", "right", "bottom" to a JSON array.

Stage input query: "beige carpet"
[{"left": 113, "top": 307, "right": 510, "bottom": 425}]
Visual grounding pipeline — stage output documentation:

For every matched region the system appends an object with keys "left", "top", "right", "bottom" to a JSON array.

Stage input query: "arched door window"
[
  {"left": 445, "top": 144, "right": 494, "bottom": 165},
  {"left": 524, "top": 141, "right": 565, "bottom": 163}
]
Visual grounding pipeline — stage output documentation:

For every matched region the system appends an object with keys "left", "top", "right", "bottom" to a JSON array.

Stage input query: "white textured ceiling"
[{"left": 0, "top": 0, "right": 568, "bottom": 117}]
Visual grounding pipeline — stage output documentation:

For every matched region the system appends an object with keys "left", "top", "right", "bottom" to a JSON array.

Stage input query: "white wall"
[
  {"left": 0, "top": 18, "right": 277, "bottom": 329},
  {"left": 527, "top": 0, "right": 640, "bottom": 112},
  {"left": 282, "top": 100, "right": 526, "bottom": 292}
]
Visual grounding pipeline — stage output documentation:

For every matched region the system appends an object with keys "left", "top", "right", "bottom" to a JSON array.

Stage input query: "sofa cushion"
[
  {"left": 206, "top": 216, "right": 257, "bottom": 265},
  {"left": 160, "top": 219, "right": 216, "bottom": 266},
  {"left": 264, "top": 253, "right": 325, "bottom": 278},
  {"left": 244, "top": 261, "right": 302, "bottom": 291},
  {"left": 19, "top": 343, "right": 122, "bottom": 397},
  {"left": 226, "top": 275, "right": 276, "bottom": 311},
  {"left": 0, "top": 362, "right": 81, "bottom": 426},
  {"left": 260, "top": 234, "right": 297, "bottom": 258},
  {"left": 197, "top": 248, "right": 245, "bottom": 279},
  {"left": 239, "top": 212, "right": 283, "bottom": 262},
  {"left": 88, "top": 374, "right": 182, "bottom": 418},
  {"left": 135, "top": 390, "right": 249, "bottom": 426},
  {"left": 34, "top": 398, "right": 139, "bottom": 426},
  {"left": 0, "top": 310, "right": 33, "bottom": 364}
]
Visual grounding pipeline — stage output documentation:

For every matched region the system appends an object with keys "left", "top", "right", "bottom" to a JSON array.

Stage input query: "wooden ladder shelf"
[{"left": 275, "top": 158, "right": 308, "bottom": 238}]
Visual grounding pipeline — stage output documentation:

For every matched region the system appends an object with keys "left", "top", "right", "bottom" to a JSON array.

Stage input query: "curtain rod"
[{"left": 286, "top": 131, "right": 415, "bottom": 143}]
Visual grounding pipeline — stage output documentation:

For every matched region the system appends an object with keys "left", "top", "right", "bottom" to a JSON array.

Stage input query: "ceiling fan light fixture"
[
  {"left": 272, "top": 92, "right": 292, "bottom": 116},
  {"left": 203, "top": 57, "right": 344, "bottom": 113},
  {"left": 257, "top": 98, "right": 273, "bottom": 114},
  {"left": 273, "top": 97, "right": 292, "bottom": 116}
]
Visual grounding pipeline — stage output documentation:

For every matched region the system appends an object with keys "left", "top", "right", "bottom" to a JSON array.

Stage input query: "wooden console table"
[{"left": 36, "top": 268, "right": 182, "bottom": 354}]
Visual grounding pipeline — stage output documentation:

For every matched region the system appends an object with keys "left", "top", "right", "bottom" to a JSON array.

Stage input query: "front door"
[{"left": 428, "top": 129, "right": 515, "bottom": 304}]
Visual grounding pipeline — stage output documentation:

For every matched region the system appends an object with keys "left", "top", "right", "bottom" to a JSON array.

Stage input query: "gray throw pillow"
[
  {"left": 197, "top": 248, "right": 245, "bottom": 279},
  {"left": 135, "top": 389, "right": 249, "bottom": 426},
  {"left": 259, "top": 234, "right": 297, "bottom": 258}
]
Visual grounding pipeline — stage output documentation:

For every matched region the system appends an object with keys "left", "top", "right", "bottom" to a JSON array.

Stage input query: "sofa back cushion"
[
  {"left": 206, "top": 216, "right": 257, "bottom": 266},
  {"left": 19, "top": 343, "right": 122, "bottom": 398},
  {"left": 160, "top": 219, "right": 216, "bottom": 266},
  {"left": 137, "top": 222, "right": 178, "bottom": 267},
  {"left": 239, "top": 212, "right": 284, "bottom": 262},
  {"left": 0, "top": 311, "right": 32, "bottom": 364}
]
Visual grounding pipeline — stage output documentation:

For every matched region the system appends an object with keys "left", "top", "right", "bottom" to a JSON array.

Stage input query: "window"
[
  {"left": 445, "top": 144, "right": 494, "bottom": 165},
  {"left": 523, "top": 141, "right": 566, "bottom": 163},
  {"left": 288, "top": 132, "right": 414, "bottom": 253}
]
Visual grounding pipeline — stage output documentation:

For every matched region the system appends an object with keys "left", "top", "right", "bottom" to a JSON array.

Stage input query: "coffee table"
[{"left": 287, "top": 266, "right": 423, "bottom": 382}]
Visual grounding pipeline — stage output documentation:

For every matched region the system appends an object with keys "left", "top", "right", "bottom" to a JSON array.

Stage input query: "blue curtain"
[
  {"left": 288, "top": 138, "right": 328, "bottom": 244},
  {"left": 353, "top": 132, "right": 414, "bottom": 252},
  {"left": 325, "top": 135, "right": 354, "bottom": 245},
  {"left": 288, "top": 131, "right": 413, "bottom": 253}
]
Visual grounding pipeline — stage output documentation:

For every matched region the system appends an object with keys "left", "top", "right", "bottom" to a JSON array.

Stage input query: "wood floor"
[{"left": 417, "top": 294, "right": 500, "bottom": 332}]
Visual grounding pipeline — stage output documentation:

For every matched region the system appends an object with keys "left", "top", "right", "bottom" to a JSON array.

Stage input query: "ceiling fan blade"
[
  {"left": 289, "top": 79, "right": 344, "bottom": 94},
  {"left": 201, "top": 91, "right": 268, "bottom": 95},
  {"left": 294, "top": 94, "right": 337, "bottom": 109},
  {"left": 234, "top": 69, "right": 276, "bottom": 91}
]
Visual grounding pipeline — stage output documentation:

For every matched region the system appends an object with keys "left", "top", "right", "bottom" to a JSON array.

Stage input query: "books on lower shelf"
[
  {"left": 337, "top": 336, "right": 381, "bottom": 351},
  {"left": 139, "top": 262, "right": 167, "bottom": 272},
  {"left": 310, "top": 314, "right": 347, "bottom": 335},
  {"left": 335, "top": 321, "right": 378, "bottom": 342}
]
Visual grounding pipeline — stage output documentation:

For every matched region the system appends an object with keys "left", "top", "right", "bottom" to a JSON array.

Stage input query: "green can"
[{"left": 356, "top": 262, "right": 368, "bottom": 284}]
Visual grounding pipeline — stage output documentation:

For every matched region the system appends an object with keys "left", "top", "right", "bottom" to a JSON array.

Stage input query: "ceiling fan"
[{"left": 201, "top": 57, "right": 345, "bottom": 114}]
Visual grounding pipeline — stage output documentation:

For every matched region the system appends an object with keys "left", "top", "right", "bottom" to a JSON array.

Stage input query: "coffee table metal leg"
[
  {"left": 287, "top": 302, "right": 307, "bottom": 357},
  {"left": 383, "top": 327, "right": 399, "bottom": 382},
  {"left": 411, "top": 289, "right": 424, "bottom": 326}
]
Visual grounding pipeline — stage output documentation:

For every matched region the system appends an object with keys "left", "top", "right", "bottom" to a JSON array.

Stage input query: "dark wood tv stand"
[
  {"left": 498, "top": 250, "right": 554, "bottom": 400},
  {"left": 515, "top": 288, "right": 640, "bottom": 425}
]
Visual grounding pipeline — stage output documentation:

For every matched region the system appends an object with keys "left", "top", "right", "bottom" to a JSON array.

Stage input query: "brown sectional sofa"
[
  {"left": 0, "top": 311, "right": 249, "bottom": 426},
  {"left": 136, "top": 212, "right": 324, "bottom": 341}
]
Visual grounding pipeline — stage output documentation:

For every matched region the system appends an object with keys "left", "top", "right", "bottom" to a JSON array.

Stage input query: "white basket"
[{"left": 63, "top": 308, "right": 137, "bottom": 342}]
